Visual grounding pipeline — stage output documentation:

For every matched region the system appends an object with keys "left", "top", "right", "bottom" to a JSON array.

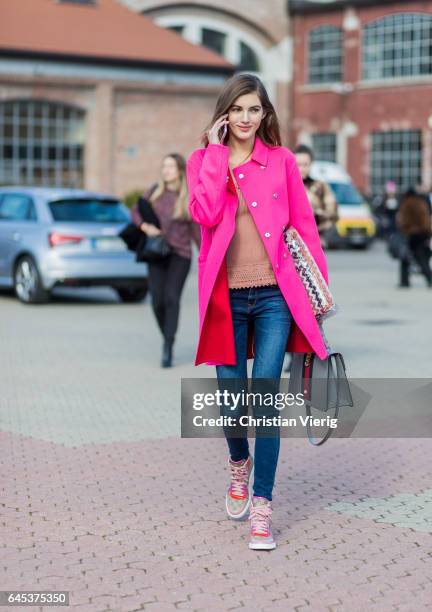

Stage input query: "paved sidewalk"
[
  {"left": 1, "top": 241, "right": 432, "bottom": 611},
  {"left": 1, "top": 432, "right": 432, "bottom": 611}
]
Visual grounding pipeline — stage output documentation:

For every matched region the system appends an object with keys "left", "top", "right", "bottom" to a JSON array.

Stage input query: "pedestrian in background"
[
  {"left": 187, "top": 74, "right": 329, "bottom": 550},
  {"left": 294, "top": 144, "right": 339, "bottom": 249},
  {"left": 379, "top": 180, "right": 399, "bottom": 238},
  {"left": 396, "top": 186, "right": 432, "bottom": 288},
  {"left": 425, "top": 185, "right": 432, "bottom": 215},
  {"left": 282, "top": 142, "right": 338, "bottom": 373},
  {"left": 132, "top": 153, "right": 201, "bottom": 367}
]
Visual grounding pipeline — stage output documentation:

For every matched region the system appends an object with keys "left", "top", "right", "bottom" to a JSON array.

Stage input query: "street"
[{"left": 1, "top": 239, "right": 432, "bottom": 611}]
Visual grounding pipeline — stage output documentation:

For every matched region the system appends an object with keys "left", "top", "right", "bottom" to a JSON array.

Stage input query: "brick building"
[
  {"left": 0, "top": 0, "right": 233, "bottom": 195},
  {"left": 2, "top": 0, "right": 432, "bottom": 198},
  {"left": 290, "top": 0, "right": 432, "bottom": 196},
  {"left": 120, "top": 0, "right": 292, "bottom": 140}
]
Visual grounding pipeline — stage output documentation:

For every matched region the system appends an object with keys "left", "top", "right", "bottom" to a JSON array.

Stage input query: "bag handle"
[
  {"left": 303, "top": 326, "right": 340, "bottom": 446},
  {"left": 316, "top": 319, "right": 333, "bottom": 357}
]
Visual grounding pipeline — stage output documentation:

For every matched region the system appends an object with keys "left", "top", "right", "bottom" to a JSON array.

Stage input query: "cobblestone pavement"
[
  {"left": 1, "top": 241, "right": 432, "bottom": 611},
  {"left": 1, "top": 434, "right": 431, "bottom": 612}
]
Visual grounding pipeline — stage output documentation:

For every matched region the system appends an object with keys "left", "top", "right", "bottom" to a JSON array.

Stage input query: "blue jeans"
[{"left": 216, "top": 284, "right": 293, "bottom": 501}]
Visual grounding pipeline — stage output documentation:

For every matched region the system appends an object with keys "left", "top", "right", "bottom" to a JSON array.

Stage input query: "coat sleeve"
[
  {"left": 130, "top": 201, "right": 143, "bottom": 227},
  {"left": 186, "top": 144, "right": 230, "bottom": 228},
  {"left": 286, "top": 156, "right": 329, "bottom": 285}
]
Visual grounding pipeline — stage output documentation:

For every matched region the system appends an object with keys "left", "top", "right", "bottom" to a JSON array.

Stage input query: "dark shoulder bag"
[
  {"left": 135, "top": 196, "right": 173, "bottom": 262},
  {"left": 136, "top": 234, "right": 173, "bottom": 262},
  {"left": 288, "top": 326, "right": 353, "bottom": 446},
  {"left": 118, "top": 192, "right": 159, "bottom": 252}
]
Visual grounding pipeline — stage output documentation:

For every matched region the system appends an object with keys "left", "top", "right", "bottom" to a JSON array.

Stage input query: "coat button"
[
  {"left": 276, "top": 263, "right": 279, "bottom": 269},
  {"left": 283, "top": 252, "right": 287, "bottom": 258},
  {"left": 251, "top": 201, "right": 258, "bottom": 207},
  {"left": 238, "top": 173, "right": 244, "bottom": 179},
  {"left": 264, "top": 232, "right": 271, "bottom": 238},
  {"left": 273, "top": 193, "right": 278, "bottom": 199}
]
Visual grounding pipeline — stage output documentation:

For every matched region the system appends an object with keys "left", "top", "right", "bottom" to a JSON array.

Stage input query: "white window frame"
[
  {"left": 0, "top": 99, "right": 85, "bottom": 188},
  {"left": 370, "top": 129, "right": 422, "bottom": 195},
  {"left": 307, "top": 25, "right": 343, "bottom": 85},
  {"left": 362, "top": 12, "right": 432, "bottom": 81}
]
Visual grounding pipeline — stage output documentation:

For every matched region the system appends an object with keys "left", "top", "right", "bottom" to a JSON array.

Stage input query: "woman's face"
[
  {"left": 227, "top": 91, "right": 266, "bottom": 142},
  {"left": 295, "top": 152, "right": 312, "bottom": 180},
  {"left": 161, "top": 156, "right": 180, "bottom": 184}
]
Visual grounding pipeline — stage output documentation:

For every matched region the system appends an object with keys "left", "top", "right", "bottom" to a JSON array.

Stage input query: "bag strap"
[
  {"left": 304, "top": 352, "right": 340, "bottom": 446},
  {"left": 305, "top": 401, "right": 340, "bottom": 446},
  {"left": 304, "top": 325, "right": 339, "bottom": 446},
  {"left": 318, "top": 320, "right": 333, "bottom": 355}
]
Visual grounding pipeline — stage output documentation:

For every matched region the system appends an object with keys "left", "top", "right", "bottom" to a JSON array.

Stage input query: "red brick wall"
[
  {"left": 0, "top": 76, "right": 220, "bottom": 196},
  {"left": 113, "top": 85, "right": 217, "bottom": 196},
  {"left": 291, "top": 1, "right": 432, "bottom": 194}
]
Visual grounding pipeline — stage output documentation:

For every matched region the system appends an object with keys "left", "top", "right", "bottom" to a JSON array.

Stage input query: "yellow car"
[{"left": 310, "top": 161, "right": 376, "bottom": 249}]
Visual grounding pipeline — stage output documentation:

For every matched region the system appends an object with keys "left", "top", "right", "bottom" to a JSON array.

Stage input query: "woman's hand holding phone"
[{"left": 208, "top": 114, "right": 229, "bottom": 145}]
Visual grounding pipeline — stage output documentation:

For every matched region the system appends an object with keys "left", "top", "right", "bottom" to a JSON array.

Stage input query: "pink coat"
[{"left": 186, "top": 135, "right": 330, "bottom": 366}]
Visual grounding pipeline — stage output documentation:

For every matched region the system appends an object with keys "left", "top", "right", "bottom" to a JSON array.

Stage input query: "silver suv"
[{"left": 0, "top": 187, "right": 148, "bottom": 304}]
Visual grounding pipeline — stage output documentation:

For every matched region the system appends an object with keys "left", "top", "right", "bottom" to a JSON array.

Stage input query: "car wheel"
[
  {"left": 14, "top": 256, "right": 50, "bottom": 304},
  {"left": 115, "top": 286, "right": 148, "bottom": 303}
]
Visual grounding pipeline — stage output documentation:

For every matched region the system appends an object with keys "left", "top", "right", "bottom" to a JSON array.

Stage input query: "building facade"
[
  {"left": 290, "top": 0, "right": 432, "bottom": 196},
  {"left": 120, "top": 0, "right": 292, "bottom": 140},
  {"left": 3, "top": 0, "right": 432, "bottom": 199},
  {"left": 0, "top": 0, "right": 233, "bottom": 196}
]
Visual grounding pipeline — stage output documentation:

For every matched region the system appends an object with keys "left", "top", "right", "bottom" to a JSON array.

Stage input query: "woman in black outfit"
[{"left": 131, "top": 153, "right": 201, "bottom": 367}]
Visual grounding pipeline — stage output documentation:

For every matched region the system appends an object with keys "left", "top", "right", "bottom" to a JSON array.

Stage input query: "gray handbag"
[{"left": 288, "top": 327, "right": 353, "bottom": 445}]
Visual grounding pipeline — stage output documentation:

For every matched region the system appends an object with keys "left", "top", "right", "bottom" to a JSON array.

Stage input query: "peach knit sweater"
[{"left": 226, "top": 170, "right": 277, "bottom": 289}]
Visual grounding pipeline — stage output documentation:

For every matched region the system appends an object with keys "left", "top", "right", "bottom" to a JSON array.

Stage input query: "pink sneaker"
[
  {"left": 225, "top": 455, "right": 254, "bottom": 520},
  {"left": 248, "top": 496, "right": 276, "bottom": 550}
]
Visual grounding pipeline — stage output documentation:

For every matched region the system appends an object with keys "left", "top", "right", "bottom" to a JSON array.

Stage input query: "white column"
[
  {"left": 182, "top": 22, "right": 201, "bottom": 45},
  {"left": 338, "top": 121, "right": 358, "bottom": 169},
  {"left": 225, "top": 34, "right": 239, "bottom": 65}
]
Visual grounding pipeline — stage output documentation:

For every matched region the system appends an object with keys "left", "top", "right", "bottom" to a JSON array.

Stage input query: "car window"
[
  {"left": 0, "top": 194, "right": 37, "bottom": 221},
  {"left": 48, "top": 198, "right": 130, "bottom": 223},
  {"left": 328, "top": 182, "right": 364, "bottom": 206}
]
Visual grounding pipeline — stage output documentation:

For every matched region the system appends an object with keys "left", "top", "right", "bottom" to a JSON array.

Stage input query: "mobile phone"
[{"left": 219, "top": 122, "right": 228, "bottom": 143}]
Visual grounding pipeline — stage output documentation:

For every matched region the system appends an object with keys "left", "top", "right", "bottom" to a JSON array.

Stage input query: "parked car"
[
  {"left": 310, "top": 161, "right": 376, "bottom": 249},
  {"left": 0, "top": 187, "right": 148, "bottom": 304}
]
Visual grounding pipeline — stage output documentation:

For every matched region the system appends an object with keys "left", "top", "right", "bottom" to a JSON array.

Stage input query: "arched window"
[
  {"left": 308, "top": 25, "right": 343, "bottom": 84},
  {"left": 0, "top": 100, "right": 85, "bottom": 188},
  {"left": 167, "top": 24, "right": 184, "bottom": 35},
  {"left": 363, "top": 13, "right": 432, "bottom": 80},
  {"left": 201, "top": 27, "right": 226, "bottom": 56},
  {"left": 156, "top": 18, "right": 263, "bottom": 74},
  {"left": 238, "top": 41, "right": 260, "bottom": 72}
]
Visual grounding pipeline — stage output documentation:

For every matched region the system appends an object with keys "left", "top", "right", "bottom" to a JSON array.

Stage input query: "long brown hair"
[
  {"left": 149, "top": 153, "right": 190, "bottom": 221},
  {"left": 201, "top": 73, "right": 281, "bottom": 148}
]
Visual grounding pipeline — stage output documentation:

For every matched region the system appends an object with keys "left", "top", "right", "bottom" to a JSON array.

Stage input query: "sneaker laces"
[
  {"left": 228, "top": 459, "right": 249, "bottom": 500},
  {"left": 250, "top": 499, "right": 272, "bottom": 536}
]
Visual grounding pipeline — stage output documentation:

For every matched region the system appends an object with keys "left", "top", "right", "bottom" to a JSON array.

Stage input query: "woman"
[
  {"left": 186, "top": 74, "right": 329, "bottom": 550},
  {"left": 132, "top": 153, "right": 201, "bottom": 367},
  {"left": 396, "top": 186, "right": 432, "bottom": 288}
]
